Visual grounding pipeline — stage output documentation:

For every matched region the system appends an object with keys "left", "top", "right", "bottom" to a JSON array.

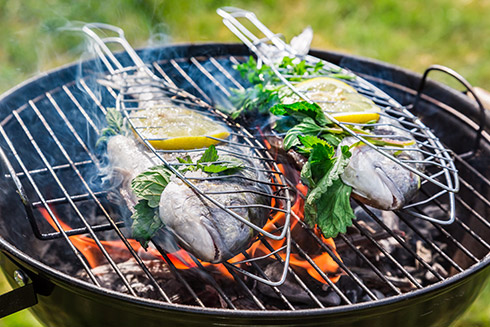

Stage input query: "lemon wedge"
[
  {"left": 287, "top": 77, "right": 381, "bottom": 124},
  {"left": 130, "top": 106, "right": 230, "bottom": 150}
]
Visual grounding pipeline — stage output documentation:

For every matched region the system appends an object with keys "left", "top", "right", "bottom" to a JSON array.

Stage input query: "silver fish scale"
[
  {"left": 82, "top": 23, "right": 293, "bottom": 286},
  {"left": 217, "top": 7, "right": 459, "bottom": 225}
]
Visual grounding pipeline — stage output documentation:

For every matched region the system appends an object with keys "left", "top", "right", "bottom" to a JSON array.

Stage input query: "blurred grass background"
[{"left": 0, "top": 0, "right": 488, "bottom": 326}]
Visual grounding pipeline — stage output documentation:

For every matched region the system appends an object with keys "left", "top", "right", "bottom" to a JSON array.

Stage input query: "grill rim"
[
  {"left": 1, "top": 239, "right": 489, "bottom": 318},
  {"left": 0, "top": 42, "right": 489, "bottom": 319}
]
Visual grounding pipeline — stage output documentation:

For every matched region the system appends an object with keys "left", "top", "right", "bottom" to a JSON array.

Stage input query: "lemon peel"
[
  {"left": 130, "top": 106, "right": 230, "bottom": 150},
  {"left": 289, "top": 77, "right": 381, "bottom": 124}
]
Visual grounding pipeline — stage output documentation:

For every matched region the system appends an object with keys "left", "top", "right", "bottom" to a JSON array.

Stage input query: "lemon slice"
[
  {"left": 287, "top": 77, "right": 381, "bottom": 124},
  {"left": 130, "top": 106, "right": 230, "bottom": 150}
]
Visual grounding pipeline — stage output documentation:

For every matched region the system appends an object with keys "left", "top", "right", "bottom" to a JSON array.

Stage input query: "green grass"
[
  {"left": 0, "top": 0, "right": 489, "bottom": 93},
  {"left": 0, "top": 0, "right": 489, "bottom": 325}
]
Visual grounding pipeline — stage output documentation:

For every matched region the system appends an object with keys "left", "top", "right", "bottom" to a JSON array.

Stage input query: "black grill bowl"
[{"left": 0, "top": 43, "right": 489, "bottom": 327}]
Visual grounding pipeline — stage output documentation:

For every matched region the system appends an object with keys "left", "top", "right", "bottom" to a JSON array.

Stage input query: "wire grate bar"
[
  {"left": 337, "top": 233, "right": 403, "bottom": 294},
  {"left": 356, "top": 201, "right": 445, "bottom": 281},
  {"left": 8, "top": 160, "right": 94, "bottom": 178},
  {"left": 62, "top": 85, "right": 100, "bottom": 134},
  {"left": 417, "top": 187, "right": 486, "bottom": 261},
  {"left": 395, "top": 213, "right": 464, "bottom": 273},
  {"left": 78, "top": 79, "right": 107, "bottom": 115},
  {"left": 150, "top": 241, "right": 206, "bottom": 308},
  {"left": 208, "top": 57, "right": 245, "bottom": 91},
  {"left": 22, "top": 102, "right": 139, "bottom": 297},
  {"left": 228, "top": 251, "right": 297, "bottom": 310},
  {"left": 169, "top": 59, "right": 213, "bottom": 104},
  {"left": 38, "top": 91, "right": 175, "bottom": 302},
  {"left": 455, "top": 193, "right": 490, "bottom": 230},
  {"left": 190, "top": 57, "right": 232, "bottom": 97},
  {"left": 0, "top": 122, "right": 102, "bottom": 286}
]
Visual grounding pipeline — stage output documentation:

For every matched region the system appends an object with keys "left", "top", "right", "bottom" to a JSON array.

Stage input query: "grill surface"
[{"left": 0, "top": 43, "right": 489, "bottom": 326}]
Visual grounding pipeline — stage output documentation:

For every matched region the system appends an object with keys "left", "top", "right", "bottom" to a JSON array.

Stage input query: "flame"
[
  {"left": 38, "top": 149, "right": 341, "bottom": 284},
  {"left": 40, "top": 208, "right": 197, "bottom": 270}
]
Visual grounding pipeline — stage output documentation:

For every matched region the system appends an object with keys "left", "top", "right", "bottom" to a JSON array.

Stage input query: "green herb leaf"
[
  {"left": 270, "top": 101, "right": 329, "bottom": 126},
  {"left": 297, "top": 135, "right": 330, "bottom": 154},
  {"left": 197, "top": 144, "right": 219, "bottom": 163},
  {"left": 235, "top": 56, "right": 275, "bottom": 85},
  {"left": 200, "top": 155, "right": 244, "bottom": 174},
  {"left": 96, "top": 108, "right": 129, "bottom": 146},
  {"left": 283, "top": 118, "right": 324, "bottom": 150},
  {"left": 230, "top": 84, "right": 280, "bottom": 118},
  {"left": 131, "top": 165, "right": 172, "bottom": 208},
  {"left": 301, "top": 144, "right": 355, "bottom": 238},
  {"left": 306, "top": 179, "right": 355, "bottom": 238},
  {"left": 106, "top": 108, "right": 125, "bottom": 131},
  {"left": 131, "top": 200, "right": 163, "bottom": 249}
]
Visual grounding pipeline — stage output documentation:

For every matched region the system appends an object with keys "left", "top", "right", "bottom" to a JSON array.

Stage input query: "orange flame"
[{"left": 38, "top": 153, "right": 341, "bottom": 284}]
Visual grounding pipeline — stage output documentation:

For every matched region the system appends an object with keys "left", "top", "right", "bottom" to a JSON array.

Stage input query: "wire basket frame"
[
  {"left": 217, "top": 7, "right": 459, "bottom": 225},
  {"left": 82, "top": 23, "right": 293, "bottom": 286}
]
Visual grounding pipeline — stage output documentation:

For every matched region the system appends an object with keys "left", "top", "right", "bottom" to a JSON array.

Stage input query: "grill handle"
[
  {"left": 413, "top": 64, "right": 487, "bottom": 157},
  {"left": 0, "top": 253, "right": 39, "bottom": 318}
]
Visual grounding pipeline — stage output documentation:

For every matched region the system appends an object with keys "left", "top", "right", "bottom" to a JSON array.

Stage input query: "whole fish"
[{"left": 104, "top": 112, "right": 271, "bottom": 263}]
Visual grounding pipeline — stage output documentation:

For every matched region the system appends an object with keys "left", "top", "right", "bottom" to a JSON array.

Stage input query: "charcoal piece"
[
  {"left": 77, "top": 259, "right": 228, "bottom": 308},
  {"left": 256, "top": 262, "right": 341, "bottom": 307}
]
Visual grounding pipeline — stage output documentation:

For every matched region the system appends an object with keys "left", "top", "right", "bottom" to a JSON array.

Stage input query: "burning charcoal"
[
  {"left": 336, "top": 276, "right": 364, "bottom": 304},
  {"left": 415, "top": 240, "right": 432, "bottom": 270},
  {"left": 424, "top": 263, "right": 449, "bottom": 283},
  {"left": 77, "top": 259, "right": 234, "bottom": 308},
  {"left": 256, "top": 262, "right": 341, "bottom": 307},
  {"left": 361, "top": 289, "right": 385, "bottom": 303}
]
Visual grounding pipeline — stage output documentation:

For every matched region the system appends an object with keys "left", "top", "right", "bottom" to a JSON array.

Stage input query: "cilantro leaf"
[
  {"left": 131, "top": 165, "right": 172, "bottom": 208},
  {"left": 131, "top": 200, "right": 163, "bottom": 249}
]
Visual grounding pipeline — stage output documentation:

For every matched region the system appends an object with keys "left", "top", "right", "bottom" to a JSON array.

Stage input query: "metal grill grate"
[{"left": 0, "top": 43, "right": 488, "bottom": 311}]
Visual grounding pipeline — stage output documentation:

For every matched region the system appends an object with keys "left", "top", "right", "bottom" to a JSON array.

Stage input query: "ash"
[{"left": 77, "top": 258, "right": 257, "bottom": 309}]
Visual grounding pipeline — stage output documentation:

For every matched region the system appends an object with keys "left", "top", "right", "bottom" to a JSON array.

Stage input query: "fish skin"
[
  {"left": 159, "top": 170, "right": 269, "bottom": 263},
  {"left": 340, "top": 116, "right": 423, "bottom": 210},
  {"left": 105, "top": 133, "right": 271, "bottom": 263}
]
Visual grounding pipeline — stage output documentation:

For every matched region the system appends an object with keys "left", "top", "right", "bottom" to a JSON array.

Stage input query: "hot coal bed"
[{"left": 0, "top": 44, "right": 489, "bottom": 327}]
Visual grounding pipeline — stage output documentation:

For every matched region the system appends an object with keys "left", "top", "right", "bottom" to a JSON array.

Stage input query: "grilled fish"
[
  {"left": 279, "top": 77, "right": 423, "bottom": 210},
  {"left": 339, "top": 116, "right": 422, "bottom": 210},
  {"left": 104, "top": 110, "right": 271, "bottom": 263}
]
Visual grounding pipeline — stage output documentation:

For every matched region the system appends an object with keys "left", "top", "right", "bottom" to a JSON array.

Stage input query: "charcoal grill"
[{"left": 0, "top": 41, "right": 489, "bottom": 327}]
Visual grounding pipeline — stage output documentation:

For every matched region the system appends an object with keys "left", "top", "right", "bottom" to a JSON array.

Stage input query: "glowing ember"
[{"left": 39, "top": 154, "right": 342, "bottom": 285}]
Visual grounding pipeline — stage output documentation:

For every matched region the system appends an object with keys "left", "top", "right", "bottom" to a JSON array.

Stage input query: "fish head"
[
  {"left": 159, "top": 171, "right": 269, "bottom": 263},
  {"left": 341, "top": 144, "right": 421, "bottom": 211}
]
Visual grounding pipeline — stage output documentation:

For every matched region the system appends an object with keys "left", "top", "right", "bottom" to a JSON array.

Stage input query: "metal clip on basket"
[
  {"left": 82, "top": 23, "right": 293, "bottom": 286},
  {"left": 217, "top": 7, "right": 459, "bottom": 225}
]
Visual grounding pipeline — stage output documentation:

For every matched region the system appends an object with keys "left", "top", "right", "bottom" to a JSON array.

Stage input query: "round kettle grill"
[{"left": 0, "top": 42, "right": 488, "bottom": 326}]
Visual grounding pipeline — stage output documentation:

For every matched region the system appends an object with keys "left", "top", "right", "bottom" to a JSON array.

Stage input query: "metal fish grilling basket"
[{"left": 217, "top": 7, "right": 460, "bottom": 225}]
